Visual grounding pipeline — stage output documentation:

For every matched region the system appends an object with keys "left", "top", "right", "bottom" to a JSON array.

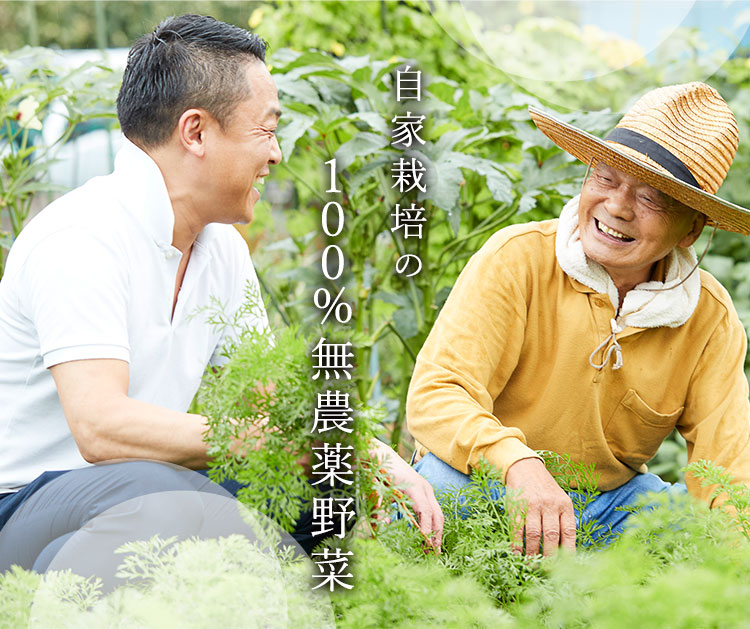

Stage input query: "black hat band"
[{"left": 605, "top": 127, "right": 701, "bottom": 190}]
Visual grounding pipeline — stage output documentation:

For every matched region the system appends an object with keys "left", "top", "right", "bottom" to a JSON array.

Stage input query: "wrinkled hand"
[
  {"left": 371, "top": 440, "right": 444, "bottom": 552},
  {"left": 505, "top": 457, "right": 576, "bottom": 557}
]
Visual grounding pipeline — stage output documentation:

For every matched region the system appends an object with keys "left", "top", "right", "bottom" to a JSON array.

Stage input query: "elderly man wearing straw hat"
[{"left": 407, "top": 82, "right": 750, "bottom": 556}]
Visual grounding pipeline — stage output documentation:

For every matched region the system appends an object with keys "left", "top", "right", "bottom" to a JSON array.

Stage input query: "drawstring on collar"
[
  {"left": 559, "top": 168, "right": 706, "bottom": 373},
  {"left": 589, "top": 318, "right": 624, "bottom": 370}
]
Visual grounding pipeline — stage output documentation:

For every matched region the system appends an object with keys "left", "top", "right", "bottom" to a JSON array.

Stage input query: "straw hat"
[{"left": 529, "top": 82, "right": 750, "bottom": 235}]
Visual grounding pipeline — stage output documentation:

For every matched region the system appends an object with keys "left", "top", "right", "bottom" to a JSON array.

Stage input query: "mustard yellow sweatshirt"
[{"left": 407, "top": 219, "right": 750, "bottom": 503}]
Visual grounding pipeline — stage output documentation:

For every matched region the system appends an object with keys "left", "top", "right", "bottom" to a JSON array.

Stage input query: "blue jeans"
[{"left": 414, "top": 453, "right": 686, "bottom": 545}]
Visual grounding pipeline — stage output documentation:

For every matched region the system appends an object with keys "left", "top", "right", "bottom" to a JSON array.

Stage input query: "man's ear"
[
  {"left": 678, "top": 210, "right": 707, "bottom": 248},
  {"left": 176, "top": 108, "right": 209, "bottom": 157}
]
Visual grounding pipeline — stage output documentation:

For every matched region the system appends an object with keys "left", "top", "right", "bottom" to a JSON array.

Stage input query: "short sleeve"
[{"left": 20, "top": 229, "right": 130, "bottom": 368}]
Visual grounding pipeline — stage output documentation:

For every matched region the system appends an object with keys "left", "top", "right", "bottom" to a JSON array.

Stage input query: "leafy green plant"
[
  {"left": 513, "top": 492, "right": 750, "bottom": 629},
  {"left": 3, "top": 459, "right": 750, "bottom": 627},
  {"left": 375, "top": 454, "right": 618, "bottom": 610},
  {"left": 0, "top": 46, "right": 119, "bottom": 277},
  {"left": 198, "top": 292, "right": 325, "bottom": 532},
  {"left": 686, "top": 458, "right": 750, "bottom": 539},
  {"left": 330, "top": 536, "right": 513, "bottom": 629},
  {"left": 431, "top": 461, "right": 544, "bottom": 607},
  {"left": 197, "top": 287, "right": 416, "bottom": 540},
  {"left": 196, "top": 311, "right": 750, "bottom": 618},
  {"left": 0, "top": 534, "right": 334, "bottom": 628},
  {"left": 539, "top": 451, "right": 620, "bottom": 548},
  {"left": 257, "top": 44, "right": 610, "bottom": 454},
  {"left": 0, "top": 565, "right": 41, "bottom": 629}
]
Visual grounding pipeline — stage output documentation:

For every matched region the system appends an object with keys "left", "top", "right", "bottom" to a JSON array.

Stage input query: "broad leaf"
[
  {"left": 347, "top": 112, "right": 390, "bottom": 136},
  {"left": 335, "top": 132, "right": 389, "bottom": 170},
  {"left": 273, "top": 74, "right": 323, "bottom": 108},
  {"left": 276, "top": 113, "right": 316, "bottom": 159},
  {"left": 392, "top": 306, "right": 419, "bottom": 340}
]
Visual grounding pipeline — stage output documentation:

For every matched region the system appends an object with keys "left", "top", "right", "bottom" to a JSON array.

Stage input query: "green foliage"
[
  {"left": 432, "top": 461, "right": 544, "bottom": 607},
  {"left": 257, "top": 41, "right": 603, "bottom": 451},
  {"left": 0, "top": 565, "right": 41, "bottom": 629},
  {"left": 254, "top": 1, "right": 505, "bottom": 87},
  {"left": 0, "top": 46, "right": 119, "bottom": 276},
  {"left": 539, "top": 451, "right": 619, "bottom": 547},
  {"left": 0, "top": 535, "right": 334, "bottom": 627},
  {"left": 513, "top": 493, "right": 750, "bottom": 629},
  {"left": 241, "top": 3, "right": 750, "bottom": 455},
  {"left": 330, "top": 536, "right": 513, "bottom": 629},
  {"left": 3, "top": 460, "right": 750, "bottom": 627},
  {"left": 198, "top": 288, "right": 403, "bottom": 537},
  {"left": 182, "top": 297, "right": 750, "bottom": 624},
  {"left": 199, "top": 289, "right": 325, "bottom": 532},
  {"left": 687, "top": 458, "right": 750, "bottom": 539},
  {"left": 375, "top": 458, "right": 750, "bottom": 626},
  {"left": 4, "top": 3, "right": 749, "bottom": 456},
  {"left": 375, "top": 455, "right": 614, "bottom": 610},
  {"left": 0, "top": 1, "right": 261, "bottom": 50}
]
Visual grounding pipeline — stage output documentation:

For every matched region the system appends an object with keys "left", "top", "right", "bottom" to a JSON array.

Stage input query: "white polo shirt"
[{"left": 0, "top": 140, "right": 268, "bottom": 492}]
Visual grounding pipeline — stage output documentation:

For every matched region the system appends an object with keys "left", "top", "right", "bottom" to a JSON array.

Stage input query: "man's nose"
[
  {"left": 604, "top": 185, "right": 635, "bottom": 220},
  {"left": 269, "top": 134, "right": 282, "bottom": 165}
]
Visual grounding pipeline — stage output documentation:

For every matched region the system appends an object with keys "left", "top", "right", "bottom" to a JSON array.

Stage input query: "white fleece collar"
[{"left": 555, "top": 195, "right": 701, "bottom": 369}]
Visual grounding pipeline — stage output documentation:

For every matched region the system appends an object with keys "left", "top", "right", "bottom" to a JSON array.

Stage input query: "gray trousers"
[{"left": 0, "top": 461, "right": 307, "bottom": 590}]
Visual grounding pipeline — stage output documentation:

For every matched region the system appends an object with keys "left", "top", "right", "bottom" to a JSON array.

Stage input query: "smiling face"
[
  {"left": 202, "top": 60, "right": 282, "bottom": 225},
  {"left": 577, "top": 162, "right": 706, "bottom": 290}
]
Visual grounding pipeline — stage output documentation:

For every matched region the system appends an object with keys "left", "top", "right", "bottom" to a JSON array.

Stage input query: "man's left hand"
[{"left": 370, "top": 440, "right": 444, "bottom": 552}]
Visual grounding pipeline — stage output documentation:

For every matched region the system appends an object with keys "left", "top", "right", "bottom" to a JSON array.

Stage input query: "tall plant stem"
[
  {"left": 354, "top": 267, "right": 370, "bottom": 403},
  {"left": 280, "top": 162, "right": 326, "bottom": 203},
  {"left": 420, "top": 200, "right": 434, "bottom": 329},
  {"left": 390, "top": 354, "right": 413, "bottom": 452}
]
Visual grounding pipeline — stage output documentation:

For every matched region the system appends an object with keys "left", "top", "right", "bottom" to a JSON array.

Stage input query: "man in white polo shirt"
[{"left": 0, "top": 14, "right": 442, "bottom": 571}]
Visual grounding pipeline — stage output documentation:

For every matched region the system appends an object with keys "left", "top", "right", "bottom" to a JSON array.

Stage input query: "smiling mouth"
[{"left": 595, "top": 218, "right": 635, "bottom": 242}]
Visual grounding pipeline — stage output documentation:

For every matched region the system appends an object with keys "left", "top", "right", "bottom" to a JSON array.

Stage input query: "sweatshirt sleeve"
[
  {"left": 406, "top": 235, "right": 542, "bottom": 481},
  {"left": 678, "top": 305, "right": 750, "bottom": 508}
]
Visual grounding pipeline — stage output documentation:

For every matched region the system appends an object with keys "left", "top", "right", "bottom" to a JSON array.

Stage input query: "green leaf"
[
  {"left": 0, "top": 232, "right": 13, "bottom": 250},
  {"left": 273, "top": 74, "right": 323, "bottom": 108},
  {"left": 519, "top": 191, "right": 538, "bottom": 215},
  {"left": 392, "top": 306, "right": 419, "bottom": 340},
  {"left": 427, "top": 79, "right": 460, "bottom": 104},
  {"left": 285, "top": 65, "right": 343, "bottom": 81},
  {"left": 371, "top": 58, "right": 401, "bottom": 86},
  {"left": 447, "top": 152, "right": 513, "bottom": 204},
  {"left": 335, "top": 132, "right": 389, "bottom": 170},
  {"left": 347, "top": 154, "right": 394, "bottom": 197},
  {"left": 338, "top": 55, "right": 374, "bottom": 74},
  {"left": 309, "top": 75, "right": 351, "bottom": 106},
  {"left": 416, "top": 149, "right": 513, "bottom": 213},
  {"left": 452, "top": 87, "right": 472, "bottom": 120},
  {"left": 434, "top": 286, "right": 452, "bottom": 310},
  {"left": 410, "top": 149, "right": 462, "bottom": 217},
  {"left": 276, "top": 113, "right": 316, "bottom": 159},
  {"left": 372, "top": 289, "right": 411, "bottom": 309},
  {"left": 14, "top": 181, "right": 67, "bottom": 196},
  {"left": 347, "top": 111, "right": 390, "bottom": 136},
  {"left": 432, "top": 127, "right": 482, "bottom": 157},
  {"left": 272, "top": 50, "right": 337, "bottom": 74},
  {"left": 446, "top": 206, "right": 462, "bottom": 235}
]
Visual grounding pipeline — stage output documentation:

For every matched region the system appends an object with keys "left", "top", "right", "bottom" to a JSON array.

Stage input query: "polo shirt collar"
[{"left": 112, "top": 138, "right": 175, "bottom": 250}]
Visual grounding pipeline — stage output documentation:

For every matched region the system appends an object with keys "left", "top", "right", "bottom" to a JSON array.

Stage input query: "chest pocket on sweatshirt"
[{"left": 604, "top": 389, "right": 684, "bottom": 473}]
